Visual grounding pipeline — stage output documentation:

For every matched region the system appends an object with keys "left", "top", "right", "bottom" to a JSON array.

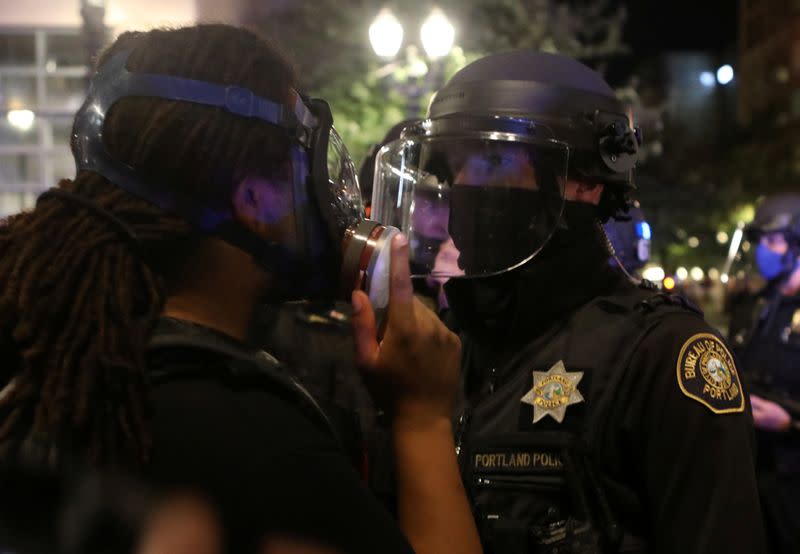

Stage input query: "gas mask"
[{"left": 71, "top": 48, "right": 398, "bottom": 310}]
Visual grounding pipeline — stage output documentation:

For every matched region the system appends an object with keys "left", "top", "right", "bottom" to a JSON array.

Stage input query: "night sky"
[
  {"left": 604, "top": 0, "right": 739, "bottom": 85},
  {"left": 623, "top": 0, "right": 738, "bottom": 54}
]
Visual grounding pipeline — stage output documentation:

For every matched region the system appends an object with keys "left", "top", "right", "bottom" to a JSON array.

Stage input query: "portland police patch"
[{"left": 676, "top": 333, "right": 745, "bottom": 414}]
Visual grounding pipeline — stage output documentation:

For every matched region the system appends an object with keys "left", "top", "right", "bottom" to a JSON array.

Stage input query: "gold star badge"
[{"left": 521, "top": 361, "right": 585, "bottom": 424}]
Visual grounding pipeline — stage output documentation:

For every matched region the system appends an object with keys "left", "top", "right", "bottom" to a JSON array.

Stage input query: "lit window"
[
  {"left": 0, "top": 34, "right": 35, "bottom": 65},
  {"left": 0, "top": 29, "right": 88, "bottom": 205}
]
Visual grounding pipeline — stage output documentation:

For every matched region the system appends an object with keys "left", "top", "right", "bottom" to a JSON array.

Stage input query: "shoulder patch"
[{"left": 676, "top": 333, "right": 745, "bottom": 414}]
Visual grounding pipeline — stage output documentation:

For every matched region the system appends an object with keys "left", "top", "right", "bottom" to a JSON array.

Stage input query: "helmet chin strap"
[{"left": 598, "top": 222, "right": 641, "bottom": 285}]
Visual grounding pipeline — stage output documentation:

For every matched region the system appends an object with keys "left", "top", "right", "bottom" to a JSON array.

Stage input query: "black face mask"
[
  {"left": 444, "top": 200, "right": 612, "bottom": 339},
  {"left": 448, "top": 186, "right": 561, "bottom": 275}
]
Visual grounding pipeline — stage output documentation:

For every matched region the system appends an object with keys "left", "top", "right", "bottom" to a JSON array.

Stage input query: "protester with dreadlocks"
[{"left": 0, "top": 25, "right": 480, "bottom": 554}]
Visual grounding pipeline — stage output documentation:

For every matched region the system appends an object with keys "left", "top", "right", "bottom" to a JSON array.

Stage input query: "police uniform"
[
  {"left": 730, "top": 286, "right": 800, "bottom": 553},
  {"left": 366, "top": 49, "right": 767, "bottom": 552},
  {"left": 452, "top": 268, "right": 764, "bottom": 553}
]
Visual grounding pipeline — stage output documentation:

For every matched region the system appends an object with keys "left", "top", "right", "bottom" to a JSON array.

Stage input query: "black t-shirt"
[{"left": 144, "top": 319, "right": 413, "bottom": 554}]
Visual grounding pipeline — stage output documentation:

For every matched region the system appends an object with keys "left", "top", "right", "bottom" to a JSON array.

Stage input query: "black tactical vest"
[{"left": 456, "top": 283, "right": 702, "bottom": 554}]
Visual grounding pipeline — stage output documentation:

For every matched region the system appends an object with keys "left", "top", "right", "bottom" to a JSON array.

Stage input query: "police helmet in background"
[
  {"left": 746, "top": 193, "right": 800, "bottom": 282},
  {"left": 71, "top": 47, "right": 400, "bottom": 310},
  {"left": 358, "top": 119, "right": 417, "bottom": 213},
  {"left": 603, "top": 204, "right": 651, "bottom": 274},
  {"left": 370, "top": 50, "right": 641, "bottom": 279}
]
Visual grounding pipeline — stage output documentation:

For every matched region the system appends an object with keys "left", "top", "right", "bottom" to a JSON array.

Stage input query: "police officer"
[
  {"left": 729, "top": 193, "right": 800, "bottom": 553},
  {"left": 370, "top": 50, "right": 766, "bottom": 553},
  {"left": 0, "top": 25, "right": 481, "bottom": 554}
]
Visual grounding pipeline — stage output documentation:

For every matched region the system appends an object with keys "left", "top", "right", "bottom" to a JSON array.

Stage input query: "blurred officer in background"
[
  {"left": 370, "top": 50, "right": 766, "bottom": 553},
  {"left": 603, "top": 202, "right": 651, "bottom": 277},
  {"left": 729, "top": 193, "right": 800, "bottom": 553},
  {"left": 0, "top": 24, "right": 481, "bottom": 554}
]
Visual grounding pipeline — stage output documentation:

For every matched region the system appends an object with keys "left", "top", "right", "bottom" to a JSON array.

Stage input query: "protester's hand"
[
  {"left": 750, "top": 395, "right": 792, "bottom": 432},
  {"left": 138, "top": 494, "right": 222, "bottom": 554},
  {"left": 351, "top": 234, "right": 461, "bottom": 428},
  {"left": 353, "top": 235, "right": 482, "bottom": 554}
]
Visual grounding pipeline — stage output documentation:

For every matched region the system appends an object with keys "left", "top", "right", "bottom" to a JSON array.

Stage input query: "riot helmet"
[
  {"left": 745, "top": 194, "right": 800, "bottom": 281},
  {"left": 370, "top": 50, "right": 641, "bottom": 280},
  {"left": 71, "top": 47, "right": 399, "bottom": 309},
  {"left": 358, "top": 119, "right": 417, "bottom": 214}
]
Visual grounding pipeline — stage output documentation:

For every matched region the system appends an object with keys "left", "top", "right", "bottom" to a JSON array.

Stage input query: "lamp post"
[
  {"left": 369, "top": 8, "right": 404, "bottom": 59},
  {"left": 420, "top": 8, "right": 455, "bottom": 60},
  {"left": 698, "top": 65, "right": 735, "bottom": 88},
  {"left": 716, "top": 64, "right": 734, "bottom": 85},
  {"left": 369, "top": 7, "right": 455, "bottom": 118},
  {"left": 80, "top": 0, "right": 107, "bottom": 77}
]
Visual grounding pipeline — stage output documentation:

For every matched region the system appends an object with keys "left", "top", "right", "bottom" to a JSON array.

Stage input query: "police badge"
[
  {"left": 521, "top": 361, "right": 585, "bottom": 423},
  {"left": 677, "top": 333, "right": 745, "bottom": 414}
]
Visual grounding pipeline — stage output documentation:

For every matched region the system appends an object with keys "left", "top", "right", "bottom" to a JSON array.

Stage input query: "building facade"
[
  {"left": 0, "top": 0, "right": 196, "bottom": 216},
  {"left": 736, "top": 0, "right": 800, "bottom": 190},
  {"left": 738, "top": 0, "right": 800, "bottom": 127}
]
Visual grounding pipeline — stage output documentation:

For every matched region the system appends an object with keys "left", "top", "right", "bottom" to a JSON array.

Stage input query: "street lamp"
[
  {"left": 369, "top": 7, "right": 455, "bottom": 61},
  {"left": 420, "top": 8, "right": 455, "bottom": 59},
  {"left": 699, "top": 71, "right": 715, "bottom": 88},
  {"left": 716, "top": 64, "right": 734, "bottom": 85},
  {"left": 369, "top": 8, "right": 404, "bottom": 59},
  {"left": 369, "top": 8, "right": 456, "bottom": 118},
  {"left": 642, "top": 265, "right": 665, "bottom": 282},
  {"left": 690, "top": 267, "right": 705, "bottom": 281}
]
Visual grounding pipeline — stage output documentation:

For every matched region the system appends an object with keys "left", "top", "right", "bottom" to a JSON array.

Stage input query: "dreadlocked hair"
[{"left": 0, "top": 24, "right": 297, "bottom": 467}]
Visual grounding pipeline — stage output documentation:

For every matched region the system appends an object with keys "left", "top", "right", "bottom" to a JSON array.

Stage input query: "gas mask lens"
[
  {"left": 370, "top": 121, "right": 568, "bottom": 278},
  {"left": 326, "top": 127, "right": 365, "bottom": 231}
]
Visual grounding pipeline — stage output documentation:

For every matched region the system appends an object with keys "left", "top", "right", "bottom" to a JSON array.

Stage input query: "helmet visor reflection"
[{"left": 372, "top": 131, "right": 568, "bottom": 278}]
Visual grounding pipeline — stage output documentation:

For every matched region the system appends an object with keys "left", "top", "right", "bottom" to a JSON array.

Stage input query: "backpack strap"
[{"left": 147, "top": 327, "right": 341, "bottom": 447}]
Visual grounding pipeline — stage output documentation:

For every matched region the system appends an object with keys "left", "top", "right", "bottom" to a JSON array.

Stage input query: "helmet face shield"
[{"left": 371, "top": 118, "right": 568, "bottom": 278}]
